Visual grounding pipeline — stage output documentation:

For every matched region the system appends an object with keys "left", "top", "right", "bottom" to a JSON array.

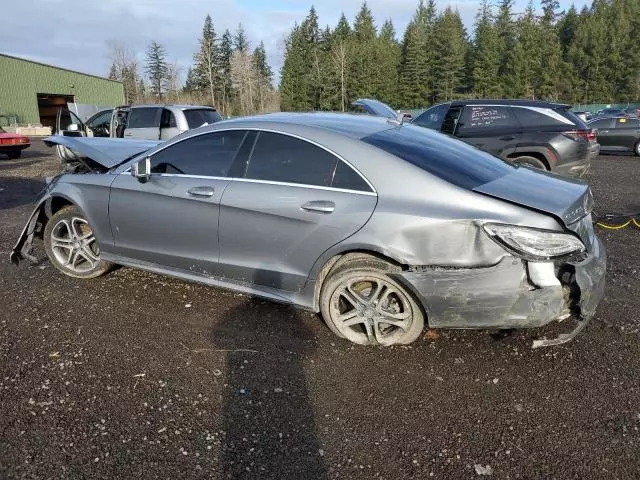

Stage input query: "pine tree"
[
  {"left": 193, "top": 14, "right": 219, "bottom": 107},
  {"left": 431, "top": 8, "right": 467, "bottom": 102},
  {"left": 536, "top": 0, "right": 563, "bottom": 101},
  {"left": 145, "top": 41, "right": 168, "bottom": 98},
  {"left": 505, "top": 2, "right": 540, "bottom": 98},
  {"left": 218, "top": 30, "right": 234, "bottom": 114},
  {"left": 495, "top": 0, "right": 517, "bottom": 97},
  {"left": 376, "top": 19, "right": 401, "bottom": 106},
  {"left": 472, "top": 0, "right": 501, "bottom": 97},
  {"left": 350, "top": 2, "right": 378, "bottom": 99},
  {"left": 234, "top": 24, "right": 249, "bottom": 53}
]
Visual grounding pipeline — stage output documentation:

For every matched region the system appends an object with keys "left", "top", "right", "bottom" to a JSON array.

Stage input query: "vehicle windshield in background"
[
  {"left": 363, "top": 125, "right": 515, "bottom": 190},
  {"left": 183, "top": 109, "right": 222, "bottom": 129}
]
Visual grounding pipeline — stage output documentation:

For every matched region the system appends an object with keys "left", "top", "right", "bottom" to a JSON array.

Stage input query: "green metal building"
[{"left": 0, "top": 53, "right": 124, "bottom": 127}]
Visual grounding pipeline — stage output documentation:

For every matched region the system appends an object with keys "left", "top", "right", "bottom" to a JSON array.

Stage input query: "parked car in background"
[
  {"left": 0, "top": 126, "right": 30, "bottom": 159},
  {"left": 588, "top": 116, "right": 640, "bottom": 156},
  {"left": 56, "top": 104, "right": 223, "bottom": 162},
  {"left": 412, "top": 100, "right": 598, "bottom": 178},
  {"left": 11, "top": 113, "right": 605, "bottom": 348},
  {"left": 624, "top": 108, "right": 640, "bottom": 118},
  {"left": 57, "top": 105, "right": 222, "bottom": 141}
]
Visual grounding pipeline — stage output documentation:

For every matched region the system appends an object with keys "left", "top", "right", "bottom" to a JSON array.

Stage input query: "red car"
[{"left": 0, "top": 127, "right": 30, "bottom": 159}]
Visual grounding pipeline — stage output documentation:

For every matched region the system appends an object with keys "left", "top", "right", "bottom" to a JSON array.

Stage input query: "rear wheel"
[
  {"left": 511, "top": 155, "right": 547, "bottom": 170},
  {"left": 319, "top": 256, "right": 425, "bottom": 346},
  {"left": 44, "top": 206, "right": 113, "bottom": 279},
  {"left": 634, "top": 141, "right": 640, "bottom": 157}
]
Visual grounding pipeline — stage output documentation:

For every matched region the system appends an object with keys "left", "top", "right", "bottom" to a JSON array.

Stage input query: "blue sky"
[{"left": 1, "top": 0, "right": 591, "bottom": 85}]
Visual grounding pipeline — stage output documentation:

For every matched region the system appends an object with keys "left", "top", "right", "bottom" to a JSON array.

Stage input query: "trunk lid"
[
  {"left": 44, "top": 136, "right": 161, "bottom": 169},
  {"left": 473, "top": 166, "right": 593, "bottom": 226}
]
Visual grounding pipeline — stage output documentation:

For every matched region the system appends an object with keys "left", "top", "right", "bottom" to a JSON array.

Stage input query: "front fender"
[{"left": 10, "top": 195, "right": 50, "bottom": 265}]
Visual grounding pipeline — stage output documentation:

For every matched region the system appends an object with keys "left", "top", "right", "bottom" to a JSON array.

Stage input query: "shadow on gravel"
[
  {"left": 212, "top": 300, "right": 328, "bottom": 479},
  {"left": 0, "top": 159, "right": 41, "bottom": 172},
  {"left": 0, "top": 176, "right": 46, "bottom": 210}
]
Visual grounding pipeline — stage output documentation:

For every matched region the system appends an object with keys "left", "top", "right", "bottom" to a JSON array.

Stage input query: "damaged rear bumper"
[{"left": 395, "top": 236, "right": 606, "bottom": 346}]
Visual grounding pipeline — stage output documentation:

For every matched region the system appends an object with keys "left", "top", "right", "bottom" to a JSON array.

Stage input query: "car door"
[
  {"left": 108, "top": 130, "right": 248, "bottom": 273},
  {"left": 55, "top": 109, "right": 86, "bottom": 137},
  {"left": 84, "top": 110, "right": 113, "bottom": 138},
  {"left": 590, "top": 118, "right": 616, "bottom": 149},
  {"left": 218, "top": 130, "right": 378, "bottom": 292},
  {"left": 454, "top": 105, "right": 522, "bottom": 157},
  {"left": 609, "top": 118, "right": 640, "bottom": 151},
  {"left": 160, "top": 108, "right": 180, "bottom": 140},
  {"left": 123, "top": 107, "right": 162, "bottom": 140}
]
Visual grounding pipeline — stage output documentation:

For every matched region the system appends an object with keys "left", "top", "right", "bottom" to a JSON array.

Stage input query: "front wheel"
[
  {"left": 634, "top": 141, "right": 640, "bottom": 157},
  {"left": 44, "top": 205, "right": 113, "bottom": 279},
  {"left": 319, "top": 257, "right": 425, "bottom": 346}
]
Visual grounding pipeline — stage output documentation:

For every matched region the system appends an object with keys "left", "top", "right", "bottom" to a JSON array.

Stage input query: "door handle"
[
  {"left": 301, "top": 200, "right": 335, "bottom": 214},
  {"left": 187, "top": 186, "right": 215, "bottom": 198},
  {"left": 124, "top": 133, "right": 133, "bottom": 137}
]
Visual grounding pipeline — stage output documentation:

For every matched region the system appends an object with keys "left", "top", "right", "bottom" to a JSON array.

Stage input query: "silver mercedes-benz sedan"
[{"left": 11, "top": 113, "right": 606, "bottom": 348}]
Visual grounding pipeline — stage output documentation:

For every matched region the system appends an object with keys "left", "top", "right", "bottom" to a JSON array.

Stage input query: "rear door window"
[
  {"left": 150, "top": 130, "right": 247, "bottom": 177},
  {"left": 128, "top": 107, "right": 161, "bottom": 128},
  {"left": 511, "top": 106, "right": 577, "bottom": 129},
  {"left": 457, "top": 106, "right": 519, "bottom": 135},
  {"left": 161, "top": 109, "right": 177, "bottom": 128},
  {"left": 412, "top": 104, "right": 449, "bottom": 130},
  {"left": 363, "top": 125, "right": 514, "bottom": 190},
  {"left": 183, "top": 109, "right": 223, "bottom": 129},
  {"left": 441, "top": 106, "right": 462, "bottom": 135},
  {"left": 245, "top": 132, "right": 338, "bottom": 187}
]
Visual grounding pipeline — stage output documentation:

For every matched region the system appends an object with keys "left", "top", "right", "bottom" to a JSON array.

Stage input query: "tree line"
[
  {"left": 107, "top": 15, "right": 277, "bottom": 116},
  {"left": 280, "top": 0, "right": 640, "bottom": 111}
]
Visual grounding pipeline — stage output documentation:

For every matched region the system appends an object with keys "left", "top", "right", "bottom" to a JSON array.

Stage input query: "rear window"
[
  {"left": 184, "top": 109, "right": 223, "bottom": 129},
  {"left": 412, "top": 104, "right": 448, "bottom": 130},
  {"left": 363, "top": 125, "right": 515, "bottom": 190}
]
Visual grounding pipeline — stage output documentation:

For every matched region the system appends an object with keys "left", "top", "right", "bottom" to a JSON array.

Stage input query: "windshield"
[
  {"left": 184, "top": 109, "right": 223, "bottom": 129},
  {"left": 362, "top": 125, "right": 515, "bottom": 190}
]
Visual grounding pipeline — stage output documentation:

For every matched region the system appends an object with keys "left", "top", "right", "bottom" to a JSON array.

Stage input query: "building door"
[{"left": 37, "top": 94, "right": 75, "bottom": 128}]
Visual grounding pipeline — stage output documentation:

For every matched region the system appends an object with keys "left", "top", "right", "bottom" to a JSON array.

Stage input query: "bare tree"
[
  {"left": 106, "top": 41, "right": 140, "bottom": 104},
  {"left": 163, "top": 62, "right": 182, "bottom": 100},
  {"left": 230, "top": 50, "right": 257, "bottom": 115},
  {"left": 331, "top": 40, "right": 349, "bottom": 112}
]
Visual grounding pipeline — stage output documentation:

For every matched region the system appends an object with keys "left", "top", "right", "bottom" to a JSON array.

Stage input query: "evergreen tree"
[
  {"left": 536, "top": 0, "right": 563, "bottom": 100},
  {"left": 376, "top": 19, "right": 401, "bottom": 106},
  {"left": 253, "top": 41, "right": 273, "bottom": 85},
  {"left": 193, "top": 14, "right": 219, "bottom": 106},
  {"left": 350, "top": 2, "right": 378, "bottom": 99},
  {"left": 334, "top": 13, "right": 352, "bottom": 39},
  {"left": 505, "top": 2, "right": 540, "bottom": 98},
  {"left": 234, "top": 24, "right": 249, "bottom": 52},
  {"left": 472, "top": 0, "right": 501, "bottom": 97},
  {"left": 218, "top": 29, "right": 234, "bottom": 113},
  {"left": 431, "top": 8, "right": 467, "bottom": 102},
  {"left": 184, "top": 67, "right": 197, "bottom": 93},
  {"left": 495, "top": 0, "right": 517, "bottom": 97},
  {"left": 145, "top": 41, "right": 168, "bottom": 98}
]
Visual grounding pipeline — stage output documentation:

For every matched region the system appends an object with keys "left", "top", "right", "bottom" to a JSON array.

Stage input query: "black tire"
[
  {"left": 634, "top": 141, "right": 640, "bottom": 157},
  {"left": 319, "top": 255, "right": 425, "bottom": 346},
  {"left": 512, "top": 155, "right": 548, "bottom": 170},
  {"left": 43, "top": 205, "right": 113, "bottom": 279}
]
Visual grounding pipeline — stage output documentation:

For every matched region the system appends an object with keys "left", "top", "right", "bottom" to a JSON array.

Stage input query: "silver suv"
[{"left": 56, "top": 105, "right": 222, "bottom": 141}]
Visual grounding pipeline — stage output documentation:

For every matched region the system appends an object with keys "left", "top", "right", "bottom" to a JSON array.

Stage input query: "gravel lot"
[{"left": 1, "top": 140, "right": 639, "bottom": 479}]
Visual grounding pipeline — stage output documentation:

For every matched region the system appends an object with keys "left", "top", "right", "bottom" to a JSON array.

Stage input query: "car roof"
[
  {"left": 122, "top": 104, "right": 216, "bottom": 110},
  {"left": 442, "top": 99, "right": 570, "bottom": 109},
  {"left": 218, "top": 112, "right": 397, "bottom": 139}
]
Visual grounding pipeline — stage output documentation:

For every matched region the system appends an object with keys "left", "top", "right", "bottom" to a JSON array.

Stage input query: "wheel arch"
[{"left": 507, "top": 150, "right": 552, "bottom": 170}]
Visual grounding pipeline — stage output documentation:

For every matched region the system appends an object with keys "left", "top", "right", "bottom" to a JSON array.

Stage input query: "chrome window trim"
[
  {"left": 144, "top": 173, "right": 377, "bottom": 196},
  {"left": 141, "top": 126, "right": 377, "bottom": 194}
]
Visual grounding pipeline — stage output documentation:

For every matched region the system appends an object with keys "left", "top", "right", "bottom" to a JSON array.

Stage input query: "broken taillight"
[{"left": 562, "top": 130, "right": 596, "bottom": 142}]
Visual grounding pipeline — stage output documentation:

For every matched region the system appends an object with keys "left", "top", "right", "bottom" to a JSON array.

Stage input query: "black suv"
[{"left": 412, "top": 100, "right": 598, "bottom": 178}]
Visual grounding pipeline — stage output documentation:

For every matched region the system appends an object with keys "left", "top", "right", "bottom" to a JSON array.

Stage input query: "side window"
[
  {"left": 86, "top": 111, "right": 112, "bottom": 130},
  {"left": 615, "top": 118, "right": 640, "bottom": 128},
  {"left": 128, "top": 108, "right": 160, "bottom": 128},
  {"left": 457, "top": 106, "right": 517, "bottom": 134},
  {"left": 512, "top": 106, "right": 576, "bottom": 128},
  {"left": 441, "top": 106, "right": 462, "bottom": 135},
  {"left": 245, "top": 132, "right": 338, "bottom": 187},
  {"left": 161, "top": 109, "right": 177, "bottom": 128},
  {"left": 413, "top": 104, "right": 449, "bottom": 130},
  {"left": 331, "top": 161, "right": 372, "bottom": 192},
  {"left": 150, "top": 130, "right": 246, "bottom": 177}
]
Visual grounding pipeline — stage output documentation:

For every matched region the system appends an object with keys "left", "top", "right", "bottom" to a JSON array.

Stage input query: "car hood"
[
  {"left": 473, "top": 166, "right": 593, "bottom": 226},
  {"left": 352, "top": 99, "right": 398, "bottom": 119},
  {"left": 44, "top": 136, "right": 162, "bottom": 169}
]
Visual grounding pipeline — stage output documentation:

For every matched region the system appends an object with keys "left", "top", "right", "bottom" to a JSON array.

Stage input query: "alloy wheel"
[{"left": 50, "top": 217, "right": 100, "bottom": 273}]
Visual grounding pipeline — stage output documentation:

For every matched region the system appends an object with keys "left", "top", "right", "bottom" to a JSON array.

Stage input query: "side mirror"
[
  {"left": 68, "top": 123, "right": 79, "bottom": 132},
  {"left": 132, "top": 156, "right": 151, "bottom": 183}
]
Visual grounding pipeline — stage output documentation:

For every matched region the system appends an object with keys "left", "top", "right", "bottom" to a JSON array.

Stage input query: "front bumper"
[{"left": 396, "top": 236, "right": 606, "bottom": 345}]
